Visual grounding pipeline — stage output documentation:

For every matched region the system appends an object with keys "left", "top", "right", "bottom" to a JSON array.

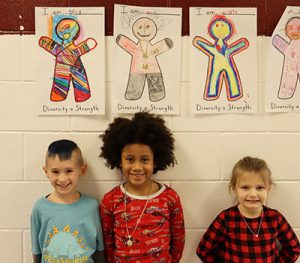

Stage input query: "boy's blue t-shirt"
[{"left": 31, "top": 194, "right": 104, "bottom": 263}]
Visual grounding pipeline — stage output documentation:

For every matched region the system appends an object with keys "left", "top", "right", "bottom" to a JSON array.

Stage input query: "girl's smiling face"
[
  {"left": 121, "top": 143, "right": 154, "bottom": 194},
  {"left": 234, "top": 171, "right": 270, "bottom": 217}
]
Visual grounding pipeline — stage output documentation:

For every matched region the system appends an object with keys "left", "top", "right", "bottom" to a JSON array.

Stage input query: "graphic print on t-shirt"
[{"left": 42, "top": 224, "right": 89, "bottom": 262}]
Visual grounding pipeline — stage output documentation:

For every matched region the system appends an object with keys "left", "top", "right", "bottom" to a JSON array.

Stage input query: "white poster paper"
[
  {"left": 190, "top": 7, "right": 257, "bottom": 114},
  {"left": 265, "top": 6, "right": 300, "bottom": 113},
  {"left": 112, "top": 4, "right": 182, "bottom": 114},
  {"left": 35, "top": 7, "right": 105, "bottom": 115}
]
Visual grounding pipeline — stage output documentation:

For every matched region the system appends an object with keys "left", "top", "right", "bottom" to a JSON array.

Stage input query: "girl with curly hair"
[{"left": 99, "top": 112, "right": 185, "bottom": 263}]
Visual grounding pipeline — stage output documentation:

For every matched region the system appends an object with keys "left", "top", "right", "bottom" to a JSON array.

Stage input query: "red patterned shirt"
[
  {"left": 197, "top": 205, "right": 300, "bottom": 262},
  {"left": 100, "top": 183, "right": 185, "bottom": 263}
]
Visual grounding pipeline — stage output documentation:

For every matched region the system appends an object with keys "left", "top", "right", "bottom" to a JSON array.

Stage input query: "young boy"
[{"left": 31, "top": 139, "right": 105, "bottom": 263}]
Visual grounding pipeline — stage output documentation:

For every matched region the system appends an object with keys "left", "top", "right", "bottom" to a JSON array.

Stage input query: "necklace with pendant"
[
  {"left": 140, "top": 41, "right": 150, "bottom": 59},
  {"left": 124, "top": 181, "right": 152, "bottom": 247},
  {"left": 241, "top": 209, "right": 264, "bottom": 238}
]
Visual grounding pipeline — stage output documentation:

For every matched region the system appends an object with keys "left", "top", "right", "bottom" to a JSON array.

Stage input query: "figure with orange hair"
[{"left": 193, "top": 15, "right": 249, "bottom": 101}]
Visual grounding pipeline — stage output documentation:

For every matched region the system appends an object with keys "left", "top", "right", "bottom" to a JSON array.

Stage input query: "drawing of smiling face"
[
  {"left": 56, "top": 18, "right": 80, "bottom": 43},
  {"left": 285, "top": 17, "right": 300, "bottom": 40},
  {"left": 210, "top": 18, "right": 232, "bottom": 41},
  {"left": 132, "top": 17, "right": 157, "bottom": 41}
]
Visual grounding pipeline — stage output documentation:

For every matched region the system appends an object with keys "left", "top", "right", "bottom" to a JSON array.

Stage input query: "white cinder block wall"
[{"left": 0, "top": 35, "right": 299, "bottom": 263}]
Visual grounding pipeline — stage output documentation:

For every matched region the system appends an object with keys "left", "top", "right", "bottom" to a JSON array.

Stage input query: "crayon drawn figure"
[
  {"left": 272, "top": 17, "right": 300, "bottom": 99},
  {"left": 193, "top": 15, "right": 249, "bottom": 101},
  {"left": 39, "top": 18, "right": 97, "bottom": 102},
  {"left": 116, "top": 17, "right": 173, "bottom": 102}
]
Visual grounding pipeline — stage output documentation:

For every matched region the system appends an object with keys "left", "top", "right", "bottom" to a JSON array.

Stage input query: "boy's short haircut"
[{"left": 46, "top": 139, "right": 83, "bottom": 165}]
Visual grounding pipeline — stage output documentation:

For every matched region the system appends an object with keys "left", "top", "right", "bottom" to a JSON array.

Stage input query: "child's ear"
[
  {"left": 230, "top": 185, "right": 237, "bottom": 195},
  {"left": 80, "top": 163, "right": 88, "bottom": 176},
  {"left": 43, "top": 166, "right": 49, "bottom": 178}
]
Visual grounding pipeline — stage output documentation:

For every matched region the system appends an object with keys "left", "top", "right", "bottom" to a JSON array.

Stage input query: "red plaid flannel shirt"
[{"left": 197, "top": 205, "right": 300, "bottom": 262}]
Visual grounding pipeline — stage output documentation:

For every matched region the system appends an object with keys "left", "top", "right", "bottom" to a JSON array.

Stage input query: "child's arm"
[
  {"left": 33, "top": 254, "right": 42, "bottom": 263},
  {"left": 151, "top": 38, "right": 173, "bottom": 56},
  {"left": 196, "top": 212, "right": 226, "bottom": 262},
  {"left": 74, "top": 38, "right": 97, "bottom": 56},
  {"left": 277, "top": 212, "right": 300, "bottom": 262},
  {"left": 92, "top": 250, "right": 107, "bottom": 263},
  {"left": 116, "top": 34, "right": 136, "bottom": 55},
  {"left": 99, "top": 198, "right": 115, "bottom": 263},
  {"left": 168, "top": 190, "right": 185, "bottom": 263},
  {"left": 31, "top": 202, "right": 42, "bottom": 262},
  {"left": 38, "top": 36, "right": 62, "bottom": 56},
  {"left": 272, "top": 34, "right": 289, "bottom": 54}
]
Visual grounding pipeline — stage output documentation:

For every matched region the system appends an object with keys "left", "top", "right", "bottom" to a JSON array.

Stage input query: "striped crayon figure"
[{"left": 39, "top": 18, "right": 97, "bottom": 102}]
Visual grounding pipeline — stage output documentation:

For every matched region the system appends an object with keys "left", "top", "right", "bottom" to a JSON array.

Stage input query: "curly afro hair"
[{"left": 100, "top": 112, "right": 176, "bottom": 174}]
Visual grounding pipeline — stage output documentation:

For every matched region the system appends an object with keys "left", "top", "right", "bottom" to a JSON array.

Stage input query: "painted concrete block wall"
[{"left": 0, "top": 35, "right": 299, "bottom": 263}]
